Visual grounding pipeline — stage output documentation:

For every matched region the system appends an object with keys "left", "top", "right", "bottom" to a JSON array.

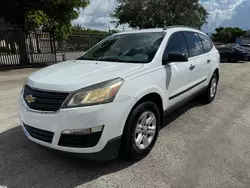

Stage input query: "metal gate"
[{"left": 0, "top": 25, "right": 57, "bottom": 70}]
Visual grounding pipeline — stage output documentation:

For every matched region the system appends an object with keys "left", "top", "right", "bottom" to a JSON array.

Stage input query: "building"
[{"left": 236, "top": 36, "right": 250, "bottom": 45}]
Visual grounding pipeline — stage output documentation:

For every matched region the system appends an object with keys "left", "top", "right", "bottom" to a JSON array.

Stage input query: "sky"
[{"left": 72, "top": 0, "right": 250, "bottom": 33}]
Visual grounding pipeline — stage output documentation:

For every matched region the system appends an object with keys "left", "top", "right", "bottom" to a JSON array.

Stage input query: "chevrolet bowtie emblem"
[{"left": 25, "top": 94, "right": 36, "bottom": 103}]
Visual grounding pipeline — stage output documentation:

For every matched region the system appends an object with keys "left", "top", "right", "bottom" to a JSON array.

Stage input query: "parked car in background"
[
  {"left": 217, "top": 45, "right": 250, "bottom": 62},
  {"left": 239, "top": 44, "right": 250, "bottom": 53},
  {"left": 239, "top": 44, "right": 250, "bottom": 48}
]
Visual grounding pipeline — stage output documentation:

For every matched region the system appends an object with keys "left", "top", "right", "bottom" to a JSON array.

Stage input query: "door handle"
[
  {"left": 207, "top": 59, "right": 211, "bottom": 63},
  {"left": 189, "top": 64, "right": 195, "bottom": 70}
]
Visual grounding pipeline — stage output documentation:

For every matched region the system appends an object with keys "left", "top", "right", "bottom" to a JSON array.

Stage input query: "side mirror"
[{"left": 162, "top": 52, "right": 188, "bottom": 64}]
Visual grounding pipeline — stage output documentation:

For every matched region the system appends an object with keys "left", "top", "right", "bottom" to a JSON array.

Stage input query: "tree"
[
  {"left": 212, "top": 27, "right": 247, "bottom": 43},
  {"left": 0, "top": 0, "right": 89, "bottom": 40},
  {"left": 66, "top": 25, "right": 119, "bottom": 51},
  {"left": 72, "top": 24, "right": 119, "bottom": 36},
  {"left": 245, "top": 30, "right": 250, "bottom": 37},
  {"left": 112, "top": 0, "right": 208, "bottom": 29},
  {"left": 0, "top": 0, "right": 89, "bottom": 65},
  {"left": 26, "top": 0, "right": 89, "bottom": 40}
]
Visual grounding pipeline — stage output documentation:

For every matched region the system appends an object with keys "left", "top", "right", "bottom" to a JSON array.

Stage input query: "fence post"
[
  {"left": 28, "top": 33, "right": 34, "bottom": 64},
  {"left": 52, "top": 33, "right": 57, "bottom": 63},
  {"left": 49, "top": 33, "right": 53, "bottom": 53},
  {"left": 18, "top": 29, "right": 30, "bottom": 66},
  {"left": 61, "top": 40, "right": 67, "bottom": 61}
]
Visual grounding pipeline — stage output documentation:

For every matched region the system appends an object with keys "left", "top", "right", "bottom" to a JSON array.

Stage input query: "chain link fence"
[{"left": 56, "top": 32, "right": 109, "bottom": 62}]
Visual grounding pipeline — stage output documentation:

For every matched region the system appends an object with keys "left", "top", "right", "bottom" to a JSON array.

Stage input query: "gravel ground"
[{"left": 1, "top": 62, "right": 250, "bottom": 188}]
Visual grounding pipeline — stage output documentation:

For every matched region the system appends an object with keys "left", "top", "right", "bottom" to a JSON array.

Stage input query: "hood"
[{"left": 27, "top": 60, "right": 143, "bottom": 92}]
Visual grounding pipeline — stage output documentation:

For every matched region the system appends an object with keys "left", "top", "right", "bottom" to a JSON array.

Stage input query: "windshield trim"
[{"left": 76, "top": 57, "right": 148, "bottom": 64}]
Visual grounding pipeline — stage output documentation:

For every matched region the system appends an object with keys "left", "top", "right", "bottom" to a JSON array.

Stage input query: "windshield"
[{"left": 77, "top": 32, "right": 166, "bottom": 63}]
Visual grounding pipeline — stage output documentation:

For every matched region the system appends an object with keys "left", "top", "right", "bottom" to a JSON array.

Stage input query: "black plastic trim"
[
  {"left": 23, "top": 85, "right": 69, "bottom": 112},
  {"left": 169, "top": 79, "right": 207, "bottom": 100},
  {"left": 44, "top": 136, "right": 122, "bottom": 161},
  {"left": 165, "top": 86, "right": 207, "bottom": 117},
  {"left": 24, "top": 124, "right": 54, "bottom": 143},
  {"left": 58, "top": 132, "right": 102, "bottom": 148}
]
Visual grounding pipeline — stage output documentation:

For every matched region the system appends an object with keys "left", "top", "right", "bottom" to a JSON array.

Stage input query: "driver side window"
[{"left": 163, "top": 32, "right": 189, "bottom": 60}]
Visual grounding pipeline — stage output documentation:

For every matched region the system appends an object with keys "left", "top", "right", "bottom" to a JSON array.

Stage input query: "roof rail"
[{"left": 163, "top": 25, "right": 201, "bottom": 31}]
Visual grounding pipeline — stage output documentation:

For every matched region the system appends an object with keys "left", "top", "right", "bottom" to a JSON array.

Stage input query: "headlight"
[{"left": 62, "top": 77, "right": 124, "bottom": 108}]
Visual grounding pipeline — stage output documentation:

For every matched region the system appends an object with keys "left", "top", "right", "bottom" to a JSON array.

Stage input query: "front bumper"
[{"left": 19, "top": 95, "right": 136, "bottom": 160}]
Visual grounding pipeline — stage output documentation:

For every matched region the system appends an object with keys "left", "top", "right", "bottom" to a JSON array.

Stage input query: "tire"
[
  {"left": 120, "top": 101, "right": 161, "bottom": 161},
  {"left": 228, "top": 57, "right": 235, "bottom": 62},
  {"left": 203, "top": 73, "right": 218, "bottom": 104}
]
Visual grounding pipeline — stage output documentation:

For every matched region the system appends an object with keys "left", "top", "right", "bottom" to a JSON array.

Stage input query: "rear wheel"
[
  {"left": 228, "top": 57, "right": 238, "bottom": 63},
  {"left": 120, "top": 101, "right": 160, "bottom": 161},
  {"left": 228, "top": 57, "right": 234, "bottom": 62},
  {"left": 203, "top": 73, "right": 218, "bottom": 104}
]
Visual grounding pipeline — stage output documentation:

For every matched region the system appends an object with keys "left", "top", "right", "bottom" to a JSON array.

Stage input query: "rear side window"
[
  {"left": 198, "top": 33, "right": 213, "bottom": 53},
  {"left": 164, "top": 32, "right": 189, "bottom": 58},
  {"left": 184, "top": 32, "right": 204, "bottom": 57}
]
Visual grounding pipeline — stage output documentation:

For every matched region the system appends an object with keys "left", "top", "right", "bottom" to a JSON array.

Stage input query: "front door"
[{"left": 162, "top": 32, "right": 193, "bottom": 107}]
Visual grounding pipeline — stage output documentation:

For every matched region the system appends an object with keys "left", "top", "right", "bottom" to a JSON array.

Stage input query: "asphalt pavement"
[{"left": 1, "top": 62, "right": 250, "bottom": 188}]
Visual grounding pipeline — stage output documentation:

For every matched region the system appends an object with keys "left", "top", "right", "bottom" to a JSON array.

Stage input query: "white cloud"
[
  {"left": 201, "top": 0, "right": 250, "bottom": 32},
  {"left": 222, "top": 0, "right": 250, "bottom": 29},
  {"left": 73, "top": 0, "right": 250, "bottom": 32},
  {"left": 72, "top": 0, "right": 117, "bottom": 31}
]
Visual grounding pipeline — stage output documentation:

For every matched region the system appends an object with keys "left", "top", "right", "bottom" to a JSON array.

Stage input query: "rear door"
[
  {"left": 183, "top": 31, "right": 207, "bottom": 91},
  {"left": 163, "top": 32, "right": 192, "bottom": 106},
  {"left": 198, "top": 33, "right": 215, "bottom": 78}
]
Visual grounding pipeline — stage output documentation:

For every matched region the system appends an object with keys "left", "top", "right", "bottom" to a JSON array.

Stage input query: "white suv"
[{"left": 19, "top": 26, "right": 220, "bottom": 161}]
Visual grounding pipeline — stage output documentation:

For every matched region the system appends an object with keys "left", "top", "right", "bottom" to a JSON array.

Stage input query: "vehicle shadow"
[
  {"left": 0, "top": 99, "right": 205, "bottom": 188},
  {"left": 0, "top": 127, "right": 134, "bottom": 188},
  {"left": 162, "top": 98, "right": 206, "bottom": 130}
]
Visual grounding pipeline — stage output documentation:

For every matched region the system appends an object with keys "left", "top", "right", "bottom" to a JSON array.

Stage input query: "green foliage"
[
  {"left": 25, "top": 0, "right": 89, "bottom": 40},
  {"left": 212, "top": 27, "right": 247, "bottom": 43},
  {"left": 113, "top": 0, "right": 208, "bottom": 29},
  {"left": 0, "top": 0, "right": 90, "bottom": 40},
  {"left": 72, "top": 24, "right": 119, "bottom": 36},
  {"left": 62, "top": 25, "right": 119, "bottom": 52},
  {"left": 25, "top": 10, "right": 49, "bottom": 30}
]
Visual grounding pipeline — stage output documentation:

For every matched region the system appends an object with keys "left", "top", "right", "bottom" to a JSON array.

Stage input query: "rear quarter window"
[{"left": 198, "top": 33, "right": 214, "bottom": 53}]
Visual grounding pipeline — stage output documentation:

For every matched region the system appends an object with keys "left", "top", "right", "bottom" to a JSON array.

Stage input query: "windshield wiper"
[
  {"left": 77, "top": 56, "right": 146, "bottom": 63},
  {"left": 76, "top": 57, "right": 96, "bottom": 61},
  {"left": 98, "top": 57, "right": 124, "bottom": 62}
]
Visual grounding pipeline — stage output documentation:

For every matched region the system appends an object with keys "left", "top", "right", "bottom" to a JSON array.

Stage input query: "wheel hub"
[
  {"left": 210, "top": 77, "right": 217, "bottom": 98},
  {"left": 134, "top": 111, "right": 157, "bottom": 150}
]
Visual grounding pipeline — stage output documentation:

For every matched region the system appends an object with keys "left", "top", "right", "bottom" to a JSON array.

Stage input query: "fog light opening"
[{"left": 62, "top": 125, "right": 104, "bottom": 135}]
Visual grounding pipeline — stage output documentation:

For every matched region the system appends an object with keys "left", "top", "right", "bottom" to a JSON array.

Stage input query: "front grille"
[
  {"left": 23, "top": 85, "right": 69, "bottom": 112},
  {"left": 58, "top": 132, "right": 102, "bottom": 148},
  {"left": 24, "top": 124, "right": 54, "bottom": 143}
]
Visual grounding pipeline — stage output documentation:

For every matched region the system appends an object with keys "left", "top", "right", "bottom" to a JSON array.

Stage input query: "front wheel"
[{"left": 120, "top": 101, "right": 161, "bottom": 161}]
